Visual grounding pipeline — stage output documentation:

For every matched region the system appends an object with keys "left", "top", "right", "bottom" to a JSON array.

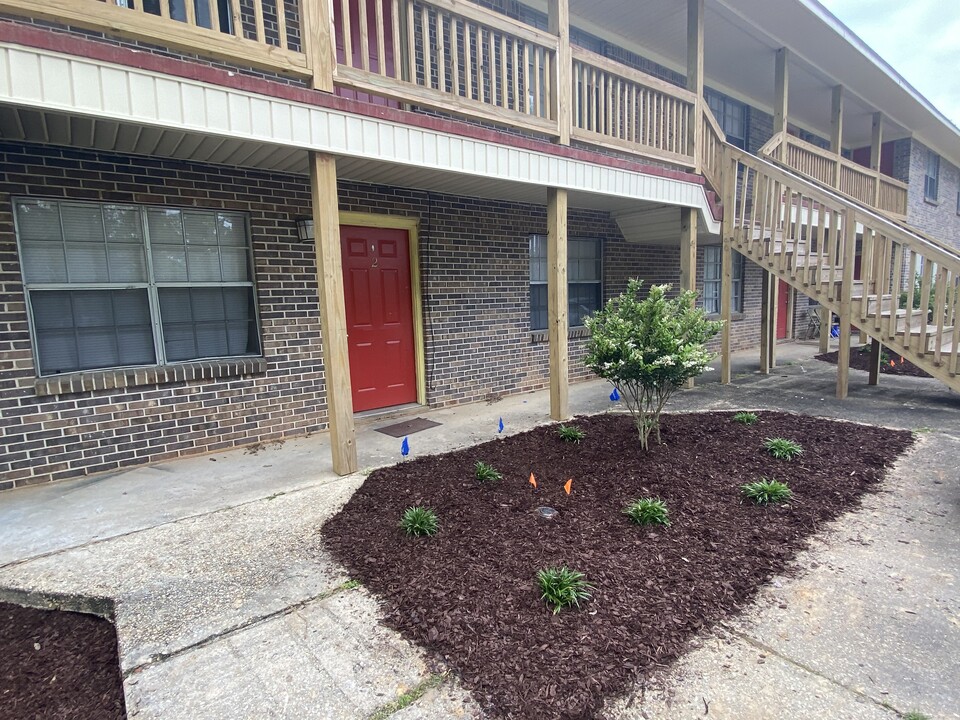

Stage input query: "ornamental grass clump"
[
  {"left": 474, "top": 461, "right": 502, "bottom": 483},
  {"left": 623, "top": 498, "right": 670, "bottom": 526},
  {"left": 536, "top": 567, "right": 594, "bottom": 614},
  {"left": 741, "top": 478, "right": 793, "bottom": 505},
  {"left": 399, "top": 506, "right": 439, "bottom": 536},
  {"left": 557, "top": 424, "right": 586, "bottom": 443},
  {"left": 733, "top": 411, "right": 759, "bottom": 425},
  {"left": 763, "top": 437, "right": 804, "bottom": 460},
  {"left": 585, "top": 281, "right": 722, "bottom": 451}
]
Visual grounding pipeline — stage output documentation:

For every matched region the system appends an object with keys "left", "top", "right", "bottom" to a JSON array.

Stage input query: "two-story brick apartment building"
[{"left": 1, "top": 0, "right": 958, "bottom": 489}]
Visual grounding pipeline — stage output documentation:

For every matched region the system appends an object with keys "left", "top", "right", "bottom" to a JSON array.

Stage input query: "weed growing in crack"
[{"left": 536, "top": 567, "right": 593, "bottom": 614}]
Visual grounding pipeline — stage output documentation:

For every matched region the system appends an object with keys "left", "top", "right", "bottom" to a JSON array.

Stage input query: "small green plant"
[
  {"left": 903, "top": 713, "right": 931, "bottom": 720},
  {"left": 536, "top": 567, "right": 594, "bottom": 614},
  {"left": 762, "top": 437, "right": 804, "bottom": 460},
  {"left": 623, "top": 498, "right": 671, "bottom": 526},
  {"left": 474, "top": 461, "right": 502, "bottom": 482},
  {"left": 399, "top": 506, "right": 439, "bottom": 536},
  {"left": 557, "top": 424, "right": 586, "bottom": 443},
  {"left": 732, "top": 411, "right": 758, "bottom": 425},
  {"left": 741, "top": 478, "right": 793, "bottom": 505}
]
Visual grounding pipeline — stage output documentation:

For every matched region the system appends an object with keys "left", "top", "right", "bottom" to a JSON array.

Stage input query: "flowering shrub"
[{"left": 585, "top": 281, "right": 722, "bottom": 450}]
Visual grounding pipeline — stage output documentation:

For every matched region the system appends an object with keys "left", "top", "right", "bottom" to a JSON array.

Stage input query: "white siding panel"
[
  {"left": 0, "top": 44, "right": 720, "bottom": 234},
  {"left": 38, "top": 56, "right": 72, "bottom": 107}
]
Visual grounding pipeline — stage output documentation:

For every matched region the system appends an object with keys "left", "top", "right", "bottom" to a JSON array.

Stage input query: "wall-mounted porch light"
[{"left": 295, "top": 217, "right": 315, "bottom": 242}]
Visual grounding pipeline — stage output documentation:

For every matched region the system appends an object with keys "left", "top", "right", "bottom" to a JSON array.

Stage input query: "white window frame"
[
  {"left": 529, "top": 235, "right": 603, "bottom": 331},
  {"left": 14, "top": 198, "right": 262, "bottom": 377},
  {"left": 705, "top": 90, "right": 747, "bottom": 150},
  {"left": 703, "top": 245, "right": 744, "bottom": 315}
]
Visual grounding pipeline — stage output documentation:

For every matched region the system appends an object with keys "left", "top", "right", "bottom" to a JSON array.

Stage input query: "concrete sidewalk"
[{"left": 1, "top": 342, "right": 957, "bottom": 719}]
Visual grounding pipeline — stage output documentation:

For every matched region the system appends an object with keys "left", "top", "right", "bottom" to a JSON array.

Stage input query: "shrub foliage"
[{"left": 585, "top": 281, "right": 722, "bottom": 450}]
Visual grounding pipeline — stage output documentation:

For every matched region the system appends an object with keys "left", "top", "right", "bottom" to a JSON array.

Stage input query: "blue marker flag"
[
  {"left": 610, "top": 387, "right": 620, "bottom": 402},
  {"left": 400, "top": 437, "right": 410, "bottom": 456},
  {"left": 498, "top": 417, "right": 504, "bottom": 433}
]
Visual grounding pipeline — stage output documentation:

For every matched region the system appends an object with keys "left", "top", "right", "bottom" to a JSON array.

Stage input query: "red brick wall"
[{"left": 0, "top": 141, "right": 762, "bottom": 489}]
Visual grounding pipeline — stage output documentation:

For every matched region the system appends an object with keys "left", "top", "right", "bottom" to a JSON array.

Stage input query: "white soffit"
[{"left": 0, "top": 43, "right": 720, "bottom": 233}]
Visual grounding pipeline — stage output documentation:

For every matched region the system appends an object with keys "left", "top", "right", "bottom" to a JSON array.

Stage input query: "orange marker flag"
[
  {"left": 564, "top": 479, "right": 573, "bottom": 495},
  {"left": 889, "top": 359, "right": 896, "bottom": 367},
  {"left": 529, "top": 472, "right": 538, "bottom": 489}
]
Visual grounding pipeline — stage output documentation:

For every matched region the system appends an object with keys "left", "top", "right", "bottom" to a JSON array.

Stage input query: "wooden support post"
[
  {"left": 760, "top": 271, "right": 772, "bottom": 373},
  {"left": 870, "top": 111, "right": 884, "bottom": 207},
  {"left": 785, "top": 286, "right": 796, "bottom": 339},
  {"left": 830, "top": 85, "right": 844, "bottom": 188},
  {"left": 868, "top": 337, "right": 882, "bottom": 386},
  {"left": 836, "top": 209, "right": 857, "bottom": 399},
  {"left": 770, "top": 277, "right": 779, "bottom": 368},
  {"left": 680, "top": 207, "right": 698, "bottom": 388},
  {"left": 819, "top": 305, "right": 831, "bottom": 354},
  {"left": 547, "top": 187, "right": 570, "bottom": 421},
  {"left": 548, "top": 0, "right": 571, "bottom": 145},
  {"left": 309, "top": 152, "right": 357, "bottom": 474},
  {"left": 302, "top": 0, "right": 336, "bottom": 92},
  {"left": 774, "top": 48, "right": 789, "bottom": 161},
  {"left": 686, "top": 0, "right": 704, "bottom": 172},
  {"left": 720, "top": 147, "right": 736, "bottom": 385}
]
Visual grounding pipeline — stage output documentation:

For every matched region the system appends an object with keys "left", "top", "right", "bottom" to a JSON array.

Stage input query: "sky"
[{"left": 818, "top": 0, "right": 960, "bottom": 130}]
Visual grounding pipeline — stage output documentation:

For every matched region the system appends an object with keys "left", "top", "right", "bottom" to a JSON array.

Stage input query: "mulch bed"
[
  {"left": 323, "top": 411, "right": 913, "bottom": 719},
  {"left": 816, "top": 346, "right": 932, "bottom": 378},
  {"left": 0, "top": 602, "right": 126, "bottom": 720}
]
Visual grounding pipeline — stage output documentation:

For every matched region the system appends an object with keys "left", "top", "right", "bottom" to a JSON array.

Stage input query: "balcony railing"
[{"left": 759, "top": 132, "right": 908, "bottom": 219}]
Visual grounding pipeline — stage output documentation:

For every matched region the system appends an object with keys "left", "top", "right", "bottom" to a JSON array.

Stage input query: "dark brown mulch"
[
  {"left": 0, "top": 602, "right": 126, "bottom": 720},
  {"left": 816, "top": 346, "right": 932, "bottom": 378},
  {"left": 322, "top": 411, "right": 913, "bottom": 719}
]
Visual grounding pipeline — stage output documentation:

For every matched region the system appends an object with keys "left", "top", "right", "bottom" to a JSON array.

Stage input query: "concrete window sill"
[{"left": 34, "top": 357, "right": 268, "bottom": 397}]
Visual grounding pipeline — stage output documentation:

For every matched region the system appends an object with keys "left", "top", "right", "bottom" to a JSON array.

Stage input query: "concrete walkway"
[{"left": 1, "top": 342, "right": 957, "bottom": 719}]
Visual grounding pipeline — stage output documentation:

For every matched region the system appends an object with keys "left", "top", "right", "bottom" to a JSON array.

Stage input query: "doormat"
[{"left": 375, "top": 417, "right": 442, "bottom": 438}]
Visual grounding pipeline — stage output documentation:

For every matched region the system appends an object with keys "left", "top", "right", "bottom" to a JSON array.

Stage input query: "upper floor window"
[
  {"left": 15, "top": 199, "right": 261, "bottom": 376},
  {"left": 118, "top": 1, "right": 233, "bottom": 33},
  {"left": 703, "top": 245, "right": 744, "bottom": 315},
  {"left": 530, "top": 236, "right": 602, "bottom": 331},
  {"left": 924, "top": 151, "right": 940, "bottom": 202},
  {"left": 705, "top": 90, "right": 747, "bottom": 149}
]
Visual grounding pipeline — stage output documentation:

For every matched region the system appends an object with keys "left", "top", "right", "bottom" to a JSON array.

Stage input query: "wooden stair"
[{"left": 718, "top": 146, "right": 960, "bottom": 396}]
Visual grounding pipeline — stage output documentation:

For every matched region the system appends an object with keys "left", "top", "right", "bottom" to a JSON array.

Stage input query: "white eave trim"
[{"left": 0, "top": 42, "right": 720, "bottom": 234}]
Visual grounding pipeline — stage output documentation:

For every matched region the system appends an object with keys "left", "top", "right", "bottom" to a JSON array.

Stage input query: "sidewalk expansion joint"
[
  {"left": 123, "top": 579, "right": 362, "bottom": 679},
  {"left": 366, "top": 672, "right": 448, "bottom": 720},
  {"left": 730, "top": 630, "right": 902, "bottom": 716}
]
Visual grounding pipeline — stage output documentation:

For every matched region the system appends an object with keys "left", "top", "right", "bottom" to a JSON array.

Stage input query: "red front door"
[
  {"left": 341, "top": 225, "right": 417, "bottom": 412},
  {"left": 777, "top": 279, "right": 789, "bottom": 340}
]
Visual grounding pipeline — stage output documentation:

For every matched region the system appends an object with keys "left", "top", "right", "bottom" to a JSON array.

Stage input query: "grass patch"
[
  {"left": 557, "top": 424, "right": 587, "bottom": 443},
  {"left": 623, "top": 498, "right": 670, "bottom": 527},
  {"left": 536, "top": 567, "right": 593, "bottom": 614},
  {"left": 741, "top": 478, "right": 793, "bottom": 505},
  {"left": 368, "top": 673, "right": 447, "bottom": 720},
  {"left": 762, "top": 437, "right": 804, "bottom": 460},
  {"left": 475, "top": 461, "right": 502, "bottom": 483},
  {"left": 732, "top": 411, "right": 759, "bottom": 425},
  {"left": 399, "top": 506, "right": 439, "bottom": 537}
]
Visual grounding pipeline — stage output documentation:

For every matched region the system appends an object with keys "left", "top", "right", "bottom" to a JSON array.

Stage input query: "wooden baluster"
[
  {"left": 185, "top": 0, "right": 197, "bottom": 27},
  {"left": 628, "top": 84, "right": 636, "bottom": 143},
  {"left": 779, "top": 186, "right": 792, "bottom": 276},
  {"left": 159, "top": 0, "right": 171, "bottom": 20},
  {"left": 802, "top": 196, "right": 814, "bottom": 287},
  {"left": 341, "top": 0, "right": 353, "bottom": 67},
  {"left": 902, "top": 251, "right": 916, "bottom": 347},
  {"left": 436, "top": 12, "right": 445, "bottom": 90},
  {"left": 917, "top": 256, "right": 934, "bottom": 355},
  {"left": 877, "top": 234, "right": 892, "bottom": 334},
  {"left": 950, "top": 274, "right": 960, "bottom": 374},
  {"left": 251, "top": 0, "right": 264, "bottom": 43},
  {"left": 418, "top": 4, "right": 429, "bottom": 84},
  {"left": 887, "top": 242, "right": 904, "bottom": 341},
  {"left": 478, "top": 27, "right": 486, "bottom": 104},
  {"left": 499, "top": 34, "right": 507, "bottom": 108},
  {"left": 464, "top": 23, "right": 472, "bottom": 100},
  {"left": 274, "top": 0, "right": 285, "bottom": 46},
  {"left": 933, "top": 265, "right": 948, "bottom": 364},
  {"left": 406, "top": 0, "right": 416, "bottom": 81},
  {"left": 858, "top": 227, "right": 872, "bottom": 323},
  {"left": 357, "top": 0, "right": 370, "bottom": 71},
  {"left": 207, "top": 0, "right": 221, "bottom": 33},
  {"left": 487, "top": 26, "right": 496, "bottom": 106},
  {"left": 374, "top": 0, "right": 386, "bottom": 75},
  {"left": 450, "top": 16, "right": 460, "bottom": 95},
  {"left": 512, "top": 38, "right": 520, "bottom": 110},
  {"left": 737, "top": 165, "right": 751, "bottom": 246},
  {"left": 391, "top": 0, "right": 402, "bottom": 79},
  {"left": 534, "top": 46, "right": 543, "bottom": 116}
]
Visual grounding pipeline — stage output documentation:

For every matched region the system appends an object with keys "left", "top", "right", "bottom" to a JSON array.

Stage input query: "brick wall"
[
  {"left": 0, "top": 141, "right": 762, "bottom": 489},
  {"left": 904, "top": 139, "right": 960, "bottom": 250}
]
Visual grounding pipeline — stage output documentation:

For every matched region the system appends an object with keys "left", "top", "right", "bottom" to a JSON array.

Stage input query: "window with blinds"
[
  {"left": 15, "top": 199, "right": 261, "bottom": 376},
  {"left": 530, "top": 235, "right": 602, "bottom": 331}
]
